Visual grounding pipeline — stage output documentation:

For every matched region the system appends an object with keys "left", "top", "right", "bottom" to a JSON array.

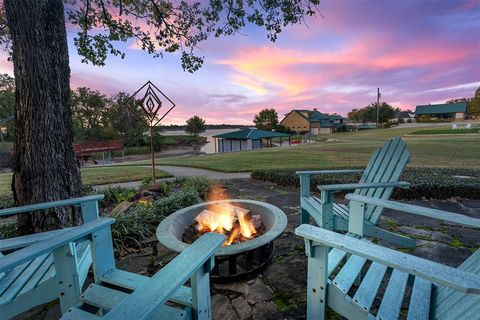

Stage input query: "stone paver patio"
[
  {"left": 145, "top": 179, "right": 479, "bottom": 320},
  {"left": 17, "top": 178, "right": 479, "bottom": 320}
]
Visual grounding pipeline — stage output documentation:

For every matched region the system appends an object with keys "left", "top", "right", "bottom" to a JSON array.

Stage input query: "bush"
[
  {"left": 111, "top": 189, "right": 201, "bottom": 251},
  {"left": 251, "top": 167, "right": 480, "bottom": 200},
  {"left": 0, "top": 195, "right": 14, "bottom": 210},
  {"left": 102, "top": 186, "right": 136, "bottom": 206},
  {"left": 170, "top": 177, "right": 211, "bottom": 200}
]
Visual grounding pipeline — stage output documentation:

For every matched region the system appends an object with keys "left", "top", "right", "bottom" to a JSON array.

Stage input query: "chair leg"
[
  {"left": 52, "top": 243, "right": 82, "bottom": 314},
  {"left": 306, "top": 244, "right": 329, "bottom": 320},
  {"left": 191, "top": 258, "right": 213, "bottom": 320}
]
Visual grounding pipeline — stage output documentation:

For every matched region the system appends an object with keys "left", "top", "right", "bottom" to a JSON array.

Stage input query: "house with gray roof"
[
  {"left": 415, "top": 103, "right": 467, "bottom": 120},
  {"left": 213, "top": 129, "right": 292, "bottom": 153},
  {"left": 279, "top": 109, "right": 347, "bottom": 135}
]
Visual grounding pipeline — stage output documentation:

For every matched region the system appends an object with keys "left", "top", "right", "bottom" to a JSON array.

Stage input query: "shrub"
[
  {"left": 111, "top": 189, "right": 201, "bottom": 251},
  {"left": 171, "top": 177, "right": 211, "bottom": 200},
  {"left": 251, "top": 167, "right": 480, "bottom": 200},
  {"left": 0, "top": 220, "right": 17, "bottom": 239},
  {"left": 0, "top": 195, "right": 14, "bottom": 210},
  {"left": 102, "top": 186, "right": 136, "bottom": 205},
  {"left": 140, "top": 176, "right": 153, "bottom": 189}
]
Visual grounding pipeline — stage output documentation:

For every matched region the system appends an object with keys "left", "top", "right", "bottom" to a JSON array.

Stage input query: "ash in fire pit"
[{"left": 183, "top": 204, "right": 266, "bottom": 246}]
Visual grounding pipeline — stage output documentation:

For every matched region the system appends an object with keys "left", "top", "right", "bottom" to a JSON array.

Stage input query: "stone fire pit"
[{"left": 157, "top": 199, "right": 287, "bottom": 282}]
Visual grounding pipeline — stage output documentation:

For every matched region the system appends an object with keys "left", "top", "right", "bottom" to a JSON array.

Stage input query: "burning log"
[{"left": 182, "top": 204, "right": 266, "bottom": 246}]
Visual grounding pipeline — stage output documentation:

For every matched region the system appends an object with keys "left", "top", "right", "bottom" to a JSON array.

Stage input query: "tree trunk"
[{"left": 4, "top": 0, "right": 83, "bottom": 234}]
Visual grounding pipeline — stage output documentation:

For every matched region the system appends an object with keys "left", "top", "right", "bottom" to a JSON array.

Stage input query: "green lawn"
[
  {"left": 0, "top": 166, "right": 171, "bottom": 196},
  {"left": 144, "top": 126, "right": 480, "bottom": 172},
  {"left": 411, "top": 128, "right": 480, "bottom": 135}
]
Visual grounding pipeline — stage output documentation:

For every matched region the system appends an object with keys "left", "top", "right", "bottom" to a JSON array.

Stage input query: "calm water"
[{"left": 163, "top": 128, "right": 245, "bottom": 154}]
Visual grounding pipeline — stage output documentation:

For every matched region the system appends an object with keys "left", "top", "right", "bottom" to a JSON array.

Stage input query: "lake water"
[{"left": 163, "top": 128, "right": 245, "bottom": 154}]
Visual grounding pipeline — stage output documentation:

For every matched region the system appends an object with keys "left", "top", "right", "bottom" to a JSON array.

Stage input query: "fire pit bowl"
[{"left": 157, "top": 199, "right": 287, "bottom": 282}]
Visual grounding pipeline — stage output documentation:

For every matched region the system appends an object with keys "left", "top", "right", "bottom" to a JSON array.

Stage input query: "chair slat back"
[
  {"left": 432, "top": 249, "right": 480, "bottom": 319},
  {"left": 355, "top": 137, "right": 410, "bottom": 224}
]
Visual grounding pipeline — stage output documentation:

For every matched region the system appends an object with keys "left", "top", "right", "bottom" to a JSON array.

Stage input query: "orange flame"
[
  {"left": 194, "top": 185, "right": 257, "bottom": 245},
  {"left": 195, "top": 209, "right": 234, "bottom": 233},
  {"left": 225, "top": 225, "right": 241, "bottom": 245},
  {"left": 237, "top": 211, "right": 256, "bottom": 238}
]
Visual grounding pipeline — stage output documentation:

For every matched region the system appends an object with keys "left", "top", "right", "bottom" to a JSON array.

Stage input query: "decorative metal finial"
[{"left": 123, "top": 81, "right": 176, "bottom": 182}]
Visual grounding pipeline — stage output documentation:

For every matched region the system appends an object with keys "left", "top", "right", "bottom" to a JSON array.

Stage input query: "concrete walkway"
[
  {"left": 155, "top": 165, "right": 251, "bottom": 180},
  {"left": 94, "top": 165, "right": 251, "bottom": 191}
]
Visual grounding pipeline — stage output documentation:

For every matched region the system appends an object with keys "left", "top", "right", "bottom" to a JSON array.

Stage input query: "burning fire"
[{"left": 194, "top": 185, "right": 257, "bottom": 246}]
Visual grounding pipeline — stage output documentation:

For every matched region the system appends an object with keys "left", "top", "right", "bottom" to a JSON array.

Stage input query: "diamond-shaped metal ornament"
[
  {"left": 124, "top": 80, "right": 175, "bottom": 127},
  {"left": 122, "top": 81, "right": 176, "bottom": 182}
]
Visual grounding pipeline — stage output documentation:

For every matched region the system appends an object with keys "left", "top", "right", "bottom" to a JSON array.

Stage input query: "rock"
[
  {"left": 132, "top": 192, "right": 143, "bottom": 201},
  {"left": 396, "top": 226, "right": 432, "bottom": 239},
  {"left": 263, "top": 255, "right": 307, "bottom": 297},
  {"left": 442, "top": 225, "right": 480, "bottom": 247},
  {"left": 231, "top": 296, "right": 252, "bottom": 320},
  {"left": 212, "top": 294, "right": 239, "bottom": 320},
  {"left": 251, "top": 301, "right": 280, "bottom": 320},
  {"left": 110, "top": 200, "right": 134, "bottom": 216},
  {"left": 252, "top": 215, "right": 262, "bottom": 229},
  {"left": 147, "top": 182, "right": 165, "bottom": 193},
  {"left": 117, "top": 247, "right": 154, "bottom": 275},
  {"left": 141, "top": 190, "right": 155, "bottom": 197},
  {"left": 245, "top": 278, "right": 272, "bottom": 305},
  {"left": 414, "top": 241, "right": 471, "bottom": 267}
]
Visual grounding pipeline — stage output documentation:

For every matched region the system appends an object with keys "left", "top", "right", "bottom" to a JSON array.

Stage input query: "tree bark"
[{"left": 4, "top": 0, "right": 83, "bottom": 234}]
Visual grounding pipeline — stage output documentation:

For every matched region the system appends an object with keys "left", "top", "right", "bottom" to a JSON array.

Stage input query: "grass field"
[
  {"left": 0, "top": 166, "right": 171, "bottom": 196},
  {"left": 145, "top": 126, "right": 480, "bottom": 172},
  {"left": 411, "top": 128, "right": 480, "bottom": 135}
]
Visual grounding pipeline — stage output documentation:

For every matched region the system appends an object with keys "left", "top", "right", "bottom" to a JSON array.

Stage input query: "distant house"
[
  {"left": 390, "top": 111, "right": 416, "bottom": 123},
  {"left": 415, "top": 103, "right": 467, "bottom": 121},
  {"left": 280, "top": 109, "right": 347, "bottom": 135},
  {"left": 213, "top": 129, "right": 292, "bottom": 153}
]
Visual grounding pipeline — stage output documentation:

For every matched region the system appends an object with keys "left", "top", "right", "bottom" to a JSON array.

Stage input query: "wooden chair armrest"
[
  {"left": 104, "top": 232, "right": 226, "bottom": 319},
  {"left": 0, "top": 218, "right": 114, "bottom": 273},
  {"left": 318, "top": 181, "right": 410, "bottom": 192},
  {"left": 0, "top": 227, "right": 74, "bottom": 251},
  {"left": 345, "top": 194, "right": 480, "bottom": 228},
  {"left": 296, "top": 169, "right": 363, "bottom": 176},
  {"left": 295, "top": 224, "right": 480, "bottom": 294},
  {"left": 0, "top": 194, "right": 104, "bottom": 217}
]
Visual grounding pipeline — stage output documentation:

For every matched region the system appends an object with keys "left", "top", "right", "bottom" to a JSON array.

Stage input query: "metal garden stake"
[{"left": 123, "top": 81, "right": 176, "bottom": 182}]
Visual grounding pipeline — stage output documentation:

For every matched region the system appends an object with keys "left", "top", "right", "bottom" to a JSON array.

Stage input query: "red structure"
[{"left": 74, "top": 140, "right": 124, "bottom": 155}]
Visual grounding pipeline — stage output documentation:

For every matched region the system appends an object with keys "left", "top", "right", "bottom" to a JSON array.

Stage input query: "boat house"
[
  {"left": 213, "top": 129, "right": 292, "bottom": 153},
  {"left": 415, "top": 102, "right": 467, "bottom": 120}
]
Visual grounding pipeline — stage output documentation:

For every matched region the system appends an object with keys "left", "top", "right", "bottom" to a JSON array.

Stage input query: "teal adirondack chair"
[
  {"left": 295, "top": 193, "right": 480, "bottom": 320},
  {"left": 0, "top": 217, "right": 225, "bottom": 319},
  {"left": 0, "top": 195, "right": 103, "bottom": 319},
  {"left": 297, "top": 136, "right": 415, "bottom": 247}
]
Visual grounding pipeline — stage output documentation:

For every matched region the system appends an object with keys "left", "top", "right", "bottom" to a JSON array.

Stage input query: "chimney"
[{"left": 313, "top": 108, "right": 318, "bottom": 111}]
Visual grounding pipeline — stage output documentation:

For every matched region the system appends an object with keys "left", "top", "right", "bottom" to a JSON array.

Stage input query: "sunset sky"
[{"left": 1, "top": 0, "right": 479, "bottom": 125}]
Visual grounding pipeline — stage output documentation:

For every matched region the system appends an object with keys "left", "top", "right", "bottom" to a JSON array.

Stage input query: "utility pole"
[{"left": 376, "top": 87, "right": 381, "bottom": 128}]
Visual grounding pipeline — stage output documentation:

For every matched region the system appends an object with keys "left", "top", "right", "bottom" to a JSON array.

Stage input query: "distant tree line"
[
  {"left": 0, "top": 74, "right": 214, "bottom": 147},
  {"left": 347, "top": 102, "right": 399, "bottom": 123},
  {"left": 163, "top": 124, "right": 251, "bottom": 131},
  {"left": 446, "top": 87, "right": 480, "bottom": 118}
]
